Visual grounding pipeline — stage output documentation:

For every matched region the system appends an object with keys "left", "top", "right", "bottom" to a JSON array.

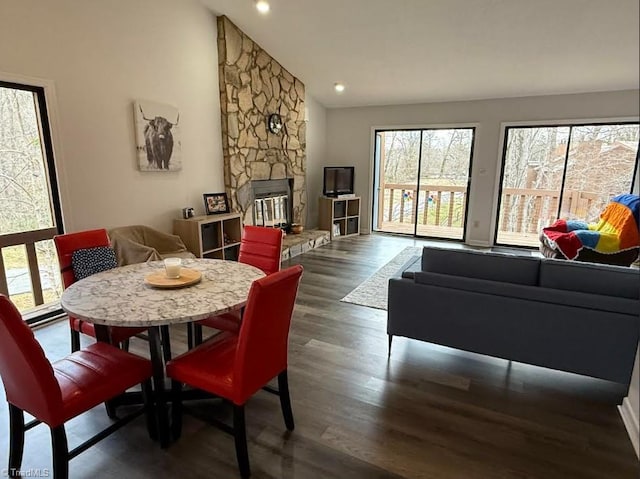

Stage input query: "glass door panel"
[
  {"left": 374, "top": 130, "right": 420, "bottom": 234},
  {"left": 560, "top": 124, "right": 639, "bottom": 221},
  {"left": 496, "top": 123, "right": 639, "bottom": 247},
  {"left": 373, "top": 128, "right": 474, "bottom": 240},
  {"left": 496, "top": 127, "right": 570, "bottom": 246},
  {"left": 416, "top": 128, "right": 473, "bottom": 240}
]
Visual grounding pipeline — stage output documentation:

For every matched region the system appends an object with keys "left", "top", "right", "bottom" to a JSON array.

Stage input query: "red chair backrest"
[
  {"left": 238, "top": 226, "right": 283, "bottom": 276},
  {"left": 233, "top": 265, "right": 303, "bottom": 403},
  {"left": 53, "top": 229, "right": 110, "bottom": 288},
  {"left": 0, "top": 295, "right": 62, "bottom": 423}
]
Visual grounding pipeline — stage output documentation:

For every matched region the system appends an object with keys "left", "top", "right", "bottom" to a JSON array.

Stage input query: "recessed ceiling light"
[
  {"left": 334, "top": 83, "right": 345, "bottom": 93},
  {"left": 256, "top": 1, "right": 270, "bottom": 14}
]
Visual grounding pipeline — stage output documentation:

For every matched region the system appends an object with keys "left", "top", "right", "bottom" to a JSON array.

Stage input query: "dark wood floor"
[{"left": 1, "top": 233, "right": 638, "bottom": 478}]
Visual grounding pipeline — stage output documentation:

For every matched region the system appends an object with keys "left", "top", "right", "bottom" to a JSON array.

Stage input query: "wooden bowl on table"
[{"left": 290, "top": 223, "right": 304, "bottom": 234}]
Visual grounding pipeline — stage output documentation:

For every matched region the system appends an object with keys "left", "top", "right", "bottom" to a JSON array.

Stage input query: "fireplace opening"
[{"left": 251, "top": 179, "right": 294, "bottom": 232}]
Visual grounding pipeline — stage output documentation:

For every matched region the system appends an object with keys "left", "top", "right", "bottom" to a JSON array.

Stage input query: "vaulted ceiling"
[{"left": 200, "top": 0, "right": 640, "bottom": 108}]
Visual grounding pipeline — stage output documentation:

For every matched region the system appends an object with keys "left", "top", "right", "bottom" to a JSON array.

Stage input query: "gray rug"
[{"left": 340, "top": 246, "right": 421, "bottom": 310}]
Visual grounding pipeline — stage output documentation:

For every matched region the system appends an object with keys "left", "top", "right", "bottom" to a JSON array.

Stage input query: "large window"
[
  {"left": 495, "top": 122, "right": 639, "bottom": 247},
  {"left": 373, "top": 128, "right": 475, "bottom": 240},
  {"left": 0, "top": 81, "right": 63, "bottom": 320}
]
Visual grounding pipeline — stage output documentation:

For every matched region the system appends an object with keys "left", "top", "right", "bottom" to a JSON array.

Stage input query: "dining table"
[{"left": 60, "top": 257, "right": 265, "bottom": 447}]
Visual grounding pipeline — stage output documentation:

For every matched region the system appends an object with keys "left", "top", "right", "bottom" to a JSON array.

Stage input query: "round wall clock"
[{"left": 268, "top": 113, "right": 283, "bottom": 134}]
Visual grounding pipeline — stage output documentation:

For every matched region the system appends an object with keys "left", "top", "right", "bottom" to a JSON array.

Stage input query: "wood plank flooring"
[{"left": 1, "top": 233, "right": 638, "bottom": 478}]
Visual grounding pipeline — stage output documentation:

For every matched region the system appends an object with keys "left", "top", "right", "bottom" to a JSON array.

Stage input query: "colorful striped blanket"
[{"left": 541, "top": 194, "right": 640, "bottom": 260}]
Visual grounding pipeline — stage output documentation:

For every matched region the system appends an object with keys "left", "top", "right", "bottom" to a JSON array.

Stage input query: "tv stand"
[{"left": 319, "top": 196, "right": 361, "bottom": 240}]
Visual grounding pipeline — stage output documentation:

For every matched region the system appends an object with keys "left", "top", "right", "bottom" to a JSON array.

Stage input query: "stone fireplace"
[{"left": 217, "top": 16, "right": 306, "bottom": 227}]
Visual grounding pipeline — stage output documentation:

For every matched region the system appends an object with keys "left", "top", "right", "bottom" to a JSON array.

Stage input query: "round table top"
[{"left": 60, "top": 258, "right": 265, "bottom": 327}]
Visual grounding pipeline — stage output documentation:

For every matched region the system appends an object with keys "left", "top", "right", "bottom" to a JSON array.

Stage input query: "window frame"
[
  {"left": 493, "top": 119, "right": 640, "bottom": 248},
  {"left": 0, "top": 79, "right": 64, "bottom": 323},
  {"left": 371, "top": 125, "right": 476, "bottom": 242}
]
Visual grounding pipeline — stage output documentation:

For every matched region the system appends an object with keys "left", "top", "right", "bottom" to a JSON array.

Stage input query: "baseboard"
[{"left": 618, "top": 398, "right": 640, "bottom": 459}]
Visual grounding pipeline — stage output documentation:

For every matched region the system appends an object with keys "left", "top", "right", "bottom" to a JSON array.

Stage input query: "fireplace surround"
[
  {"left": 251, "top": 179, "right": 293, "bottom": 231},
  {"left": 217, "top": 16, "right": 306, "bottom": 228}
]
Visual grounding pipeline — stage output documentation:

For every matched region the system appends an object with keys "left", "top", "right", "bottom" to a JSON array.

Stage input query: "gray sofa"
[{"left": 387, "top": 246, "right": 640, "bottom": 386}]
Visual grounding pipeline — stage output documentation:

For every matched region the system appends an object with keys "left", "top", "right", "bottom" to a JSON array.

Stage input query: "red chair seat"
[
  {"left": 53, "top": 342, "right": 152, "bottom": 427},
  {"left": 55, "top": 228, "right": 157, "bottom": 430},
  {"left": 54, "top": 229, "right": 149, "bottom": 352},
  {"left": 191, "top": 226, "right": 283, "bottom": 348},
  {"left": 0, "top": 294, "right": 155, "bottom": 478},
  {"left": 167, "top": 266, "right": 303, "bottom": 478},
  {"left": 195, "top": 311, "right": 241, "bottom": 334},
  {"left": 166, "top": 331, "right": 238, "bottom": 402}
]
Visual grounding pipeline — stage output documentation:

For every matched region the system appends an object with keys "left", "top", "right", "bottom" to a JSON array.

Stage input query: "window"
[
  {"left": 0, "top": 81, "right": 64, "bottom": 321},
  {"left": 373, "top": 128, "right": 475, "bottom": 240},
  {"left": 495, "top": 122, "right": 639, "bottom": 247}
]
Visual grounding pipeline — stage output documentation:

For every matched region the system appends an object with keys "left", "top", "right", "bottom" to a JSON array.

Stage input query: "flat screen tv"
[{"left": 323, "top": 166, "right": 354, "bottom": 197}]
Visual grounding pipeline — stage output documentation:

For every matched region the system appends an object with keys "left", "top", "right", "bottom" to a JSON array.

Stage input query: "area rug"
[{"left": 340, "top": 246, "right": 421, "bottom": 310}]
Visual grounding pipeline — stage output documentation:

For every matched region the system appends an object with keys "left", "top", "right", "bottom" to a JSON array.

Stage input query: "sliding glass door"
[
  {"left": 495, "top": 122, "right": 639, "bottom": 247},
  {"left": 373, "top": 127, "right": 475, "bottom": 240}
]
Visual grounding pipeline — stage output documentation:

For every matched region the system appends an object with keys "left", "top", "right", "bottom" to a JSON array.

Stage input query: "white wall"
[
  {"left": 325, "top": 90, "right": 640, "bottom": 243},
  {"left": 629, "top": 164, "right": 640, "bottom": 458},
  {"left": 622, "top": 140, "right": 639, "bottom": 454},
  {"left": 305, "top": 96, "right": 327, "bottom": 228},
  {"left": 0, "top": 0, "right": 223, "bottom": 233},
  {"left": 620, "top": 346, "right": 640, "bottom": 458}
]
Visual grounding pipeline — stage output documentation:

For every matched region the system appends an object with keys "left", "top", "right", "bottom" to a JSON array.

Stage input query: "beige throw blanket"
[{"left": 108, "top": 225, "right": 195, "bottom": 266}]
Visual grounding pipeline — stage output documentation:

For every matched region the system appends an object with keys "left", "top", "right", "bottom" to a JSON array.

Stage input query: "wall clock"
[{"left": 268, "top": 113, "right": 283, "bottom": 134}]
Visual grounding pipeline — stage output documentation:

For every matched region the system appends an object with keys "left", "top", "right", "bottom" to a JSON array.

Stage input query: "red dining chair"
[
  {"left": 54, "top": 229, "right": 147, "bottom": 352},
  {"left": 167, "top": 264, "right": 303, "bottom": 478},
  {"left": 0, "top": 295, "right": 155, "bottom": 479},
  {"left": 190, "top": 225, "right": 283, "bottom": 347}
]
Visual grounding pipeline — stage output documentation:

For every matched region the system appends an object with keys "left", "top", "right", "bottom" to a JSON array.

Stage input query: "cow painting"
[
  {"left": 134, "top": 100, "right": 182, "bottom": 171},
  {"left": 139, "top": 105, "right": 179, "bottom": 169}
]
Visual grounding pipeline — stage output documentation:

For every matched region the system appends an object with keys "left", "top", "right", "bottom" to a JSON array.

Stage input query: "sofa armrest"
[{"left": 395, "top": 255, "right": 421, "bottom": 279}]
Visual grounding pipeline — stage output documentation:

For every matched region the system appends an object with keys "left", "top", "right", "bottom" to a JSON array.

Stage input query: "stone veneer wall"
[{"left": 217, "top": 16, "right": 306, "bottom": 226}]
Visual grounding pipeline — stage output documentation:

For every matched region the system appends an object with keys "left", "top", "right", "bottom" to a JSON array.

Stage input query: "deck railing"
[
  {"left": 498, "top": 188, "right": 602, "bottom": 234},
  {"left": 378, "top": 183, "right": 468, "bottom": 229},
  {"left": 378, "top": 183, "right": 606, "bottom": 238},
  {"left": 0, "top": 228, "right": 62, "bottom": 313}
]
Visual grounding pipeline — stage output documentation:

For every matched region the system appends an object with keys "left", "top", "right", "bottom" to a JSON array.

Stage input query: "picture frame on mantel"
[{"left": 203, "top": 193, "right": 230, "bottom": 215}]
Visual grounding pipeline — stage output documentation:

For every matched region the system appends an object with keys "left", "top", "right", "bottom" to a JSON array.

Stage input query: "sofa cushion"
[
  {"left": 413, "top": 271, "right": 639, "bottom": 316},
  {"left": 539, "top": 258, "right": 640, "bottom": 300},
  {"left": 421, "top": 246, "right": 540, "bottom": 285}
]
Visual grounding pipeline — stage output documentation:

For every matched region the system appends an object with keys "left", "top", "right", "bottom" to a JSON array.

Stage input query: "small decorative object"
[
  {"left": 268, "top": 113, "right": 283, "bottom": 134},
  {"left": 144, "top": 268, "right": 202, "bottom": 289},
  {"left": 134, "top": 99, "right": 181, "bottom": 171},
  {"left": 333, "top": 223, "right": 341, "bottom": 237},
  {"left": 290, "top": 223, "right": 304, "bottom": 234},
  {"left": 163, "top": 257, "right": 182, "bottom": 279},
  {"left": 181, "top": 207, "right": 195, "bottom": 219},
  {"left": 203, "top": 193, "right": 230, "bottom": 215}
]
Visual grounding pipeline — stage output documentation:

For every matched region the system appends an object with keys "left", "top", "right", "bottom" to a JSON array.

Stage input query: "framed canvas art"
[{"left": 134, "top": 100, "right": 181, "bottom": 171}]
